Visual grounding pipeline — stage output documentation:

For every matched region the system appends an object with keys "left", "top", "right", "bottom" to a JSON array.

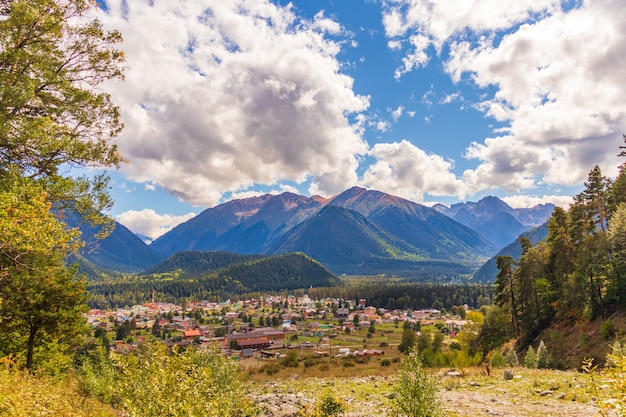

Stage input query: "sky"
[{"left": 89, "top": 0, "right": 626, "bottom": 241}]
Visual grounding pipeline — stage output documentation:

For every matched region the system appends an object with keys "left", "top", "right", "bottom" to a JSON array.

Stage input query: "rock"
[
  {"left": 446, "top": 371, "right": 462, "bottom": 377},
  {"left": 503, "top": 370, "right": 514, "bottom": 380},
  {"left": 539, "top": 390, "right": 553, "bottom": 396}
]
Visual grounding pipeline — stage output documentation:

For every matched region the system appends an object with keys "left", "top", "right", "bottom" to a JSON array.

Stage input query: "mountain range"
[
  {"left": 433, "top": 196, "right": 554, "bottom": 249},
  {"left": 74, "top": 187, "right": 556, "bottom": 282}
]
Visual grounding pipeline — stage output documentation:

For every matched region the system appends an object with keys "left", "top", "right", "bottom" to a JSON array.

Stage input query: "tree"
[
  {"left": 398, "top": 328, "right": 416, "bottom": 354},
  {"left": 0, "top": 175, "right": 87, "bottom": 370},
  {"left": 607, "top": 203, "right": 626, "bottom": 303},
  {"left": 392, "top": 352, "right": 442, "bottom": 417},
  {"left": 524, "top": 346, "right": 538, "bottom": 368},
  {"left": 494, "top": 256, "right": 520, "bottom": 339},
  {"left": 0, "top": 0, "right": 124, "bottom": 370},
  {"left": 536, "top": 340, "right": 550, "bottom": 369}
]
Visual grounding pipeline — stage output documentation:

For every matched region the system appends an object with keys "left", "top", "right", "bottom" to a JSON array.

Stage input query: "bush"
[
  {"left": 599, "top": 320, "right": 616, "bottom": 340},
  {"left": 584, "top": 342, "right": 626, "bottom": 417},
  {"left": 449, "top": 342, "right": 462, "bottom": 351},
  {"left": 282, "top": 350, "right": 300, "bottom": 368},
  {"left": 0, "top": 357, "right": 117, "bottom": 417},
  {"left": 524, "top": 346, "right": 538, "bottom": 368},
  {"left": 537, "top": 340, "right": 550, "bottom": 369},
  {"left": 314, "top": 391, "right": 345, "bottom": 417},
  {"left": 381, "top": 359, "right": 391, "bottom": 367},
  {"left": 114, "top": 340, "right": 251, "bottom": 417},
  {"left": 505, "top": 348, "right": 519, "bottom": 366},
  {"left": 263, "top": 364, "right": 280, "bottom": 375},
  {"left": 343, "top": 358, "right": 355, "bottom": 368},
  {"left": 392, "top": 353, "right": 442, "bottom": 417},
  {"left": 490, "top": 352, "right": 506, "bottom": 368}
]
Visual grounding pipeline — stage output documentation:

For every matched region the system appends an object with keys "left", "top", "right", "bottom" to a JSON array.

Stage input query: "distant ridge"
[
  {"left": 472, "top": 223, "right": 549, "bottom": 283},
  {"left": 61, "top": 213, "right": 165, "bottom": 274},
  {"left": 150, "top": 187, "right": 497, "bottom": 277},
  {"left": 435, "top": 196, "right": 555, "bottom": 248}
]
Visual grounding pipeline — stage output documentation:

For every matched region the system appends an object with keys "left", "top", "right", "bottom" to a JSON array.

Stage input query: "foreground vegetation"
[{"left": 1, "top": 344, "right": 624, "bottom": 417}]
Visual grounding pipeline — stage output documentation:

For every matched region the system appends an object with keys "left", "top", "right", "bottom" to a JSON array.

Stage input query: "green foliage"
[
  {"left": 524, "top": 346, "right": 538, "bottom": 368},
  {"left": 504, "top": 347, "right": 519, "bottom": 367},
  {"left": 398, "top": 328, "right": 416, "bottom": 354},
  {"left": 475, "top": 305, "right": 514, "bottom": 356},
  {"left": 487, "top": 149, "right": 626, "bottom": 349},
  {"left": 600, "top": 319, "right": 617, "bottom": 340},
  {"left": 0, "top": 0, "right": 124, "bottom": 370},
  {"left": 537, "top": 340, "right": 550, "bottom": 369},
  {"left": 282, "top": 349, "right": 300, "bottom": 368},
  {"left": 490, "top": 352, "right": 506, "bottom": 368},
  {"left": 0, "top": 357, "right": 116, "bottom": 417},
  {"left": 114, "top": 340, "right": 251, "bottom": 417},
  {"left": 314, "top": 391, "right": 345, "bottom": 417},
  {"left": 143, "top": 251, "right": 261, "bottom": 277},
  {"left": 0, "top": 176, "right": 88, "bottom": 370},
  {"left": 392, "top": 353, "right": 442, "bottom": 417},
  {"left": 78, "top": 344, "right": 122, "bottom": 407},
  {"left": 88, "top": 252, "right": 339, "bottom": 307},
  {"left": 0, "top": 0, "right": 124, "bottom": 177},
  {"left": 584, "top": 343, "right": 626, "bottom": 417}
]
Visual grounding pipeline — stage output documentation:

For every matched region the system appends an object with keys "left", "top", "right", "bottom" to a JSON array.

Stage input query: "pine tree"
[
  {"left": 524, "top": 346, "right": 538, "bottom": 368},
  {"left": 537, "top": 340, "right": 550, "bottom": 369}
]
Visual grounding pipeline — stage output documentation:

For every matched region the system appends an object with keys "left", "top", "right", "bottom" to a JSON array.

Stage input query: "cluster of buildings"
[{"left": 85, "top": 294, "right": 470, "bottom": 357}]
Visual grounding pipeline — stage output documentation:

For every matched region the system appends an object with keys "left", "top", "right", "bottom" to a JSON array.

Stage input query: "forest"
[{"left": 492, "top": 150, "right": 626, "bottom": 348}]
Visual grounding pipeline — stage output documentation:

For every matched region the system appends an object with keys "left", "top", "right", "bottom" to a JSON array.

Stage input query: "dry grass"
[{"left": 247, "top": 366, "right": 605, "bottom": 417}]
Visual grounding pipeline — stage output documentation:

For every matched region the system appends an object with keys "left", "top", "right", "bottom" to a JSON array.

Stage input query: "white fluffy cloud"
[
  {"left": 116, "top": 209, "right": 196, "bottom": 241},
  {"left": 383, "top": 0, "right": 626, "bottom": 193},
  {"left": 502, "top": 195, "right": 574, "bottom": 210},
  {"left": 361, "top": 140, "right": 464, "bottom": 202},
  {"left": 95, "top": 0, "right": 369, "bottom": 207}
]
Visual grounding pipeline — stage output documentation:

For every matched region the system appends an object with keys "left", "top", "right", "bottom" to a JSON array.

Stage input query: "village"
[{"left": 85, "top": 293, "right": 475, "bottom": 369}]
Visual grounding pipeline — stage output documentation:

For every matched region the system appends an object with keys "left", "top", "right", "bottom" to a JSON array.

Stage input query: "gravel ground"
[{"left": 248, "top": 371, "right": 603, "bottom": 417}]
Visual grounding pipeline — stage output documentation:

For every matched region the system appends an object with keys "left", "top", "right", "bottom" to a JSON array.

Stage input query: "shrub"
[
  {"left": 449, "top": 342, "right": 462, "bottom": 351},
  {"left": 599, "top": 320, "right": 616, "bottom": 340},
  {"left": 537, "top": 340, "right": 550, "bottom": 369},
  {"left": 584, "top": 343, "right": 626, "bottom": 417},
  {"left": 0, "top": 357, "right": 117, "bottom": 417},
  {"left": 314, "top": 391, "right": 345, "bottom": 417},
  {"left": 392, "top": 353, "right": 442, "bottom": 417},
  {"left": 490, "top": 352, "right": 506, "bottom": 368},
  {"left": 524, "top": 346, "right": 538, "bottom": 368},
  {"left": 282, "top": 349, "right": 299, "bottom": 368},
  {"left": 381, "top": 359, "right": 391, "bottom": 367},
  {"left": 264, "top": 364, "right": 280, "bottom": 375},
  {"left": 343, "top": 358, "right": 355, "bottom": 368},
  {"left": 114, "top": 340, "right": 251, "bottom": 417},
  {"left": 505, "top": 348, "right": 519, "bottom": 366}
]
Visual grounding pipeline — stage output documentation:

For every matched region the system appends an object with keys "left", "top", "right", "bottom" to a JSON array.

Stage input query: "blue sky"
[{"left": 91, "top": 0, "right": 625, "bottom": 240}]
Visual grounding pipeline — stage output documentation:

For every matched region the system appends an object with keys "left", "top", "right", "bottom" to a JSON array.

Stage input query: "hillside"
[
  {"left": 269, "top": 205, "right": 429, "bottom": 274},
  {"left": 472, "top": 223, "right": 549, "bottom": 282},
  {"left": 141, "top": 250, "right": 262, "bottom": 278},
  {"left": 87, "top": 252, "right": 338, "bottom": 307},
  {"left": 62, "top": 213, "right": 165, "bottom": 274}
]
